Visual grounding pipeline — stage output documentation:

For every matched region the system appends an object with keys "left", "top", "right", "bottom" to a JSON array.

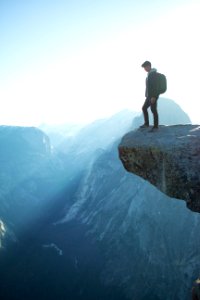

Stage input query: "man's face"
[{"left": 144, "top": 65, "right": 151, "bottom": 72}]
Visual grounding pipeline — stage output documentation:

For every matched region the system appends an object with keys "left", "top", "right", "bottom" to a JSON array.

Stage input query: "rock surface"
[{"left": 118, "top": 125, "right": 200, "bottom": 212}]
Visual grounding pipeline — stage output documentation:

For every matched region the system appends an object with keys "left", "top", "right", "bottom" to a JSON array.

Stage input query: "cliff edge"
[{"left": 118, "top": 125, "right": 200, "bottom": 213}]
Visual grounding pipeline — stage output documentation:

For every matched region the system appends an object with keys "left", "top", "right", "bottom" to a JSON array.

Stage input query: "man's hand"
[{"left": 150, "top": 97, "right": 156, "bottom": 104}]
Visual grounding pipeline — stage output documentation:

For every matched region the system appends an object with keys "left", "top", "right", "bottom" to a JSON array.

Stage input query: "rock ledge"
[{"left": 118, "top": 125, "right": 200, "bottom": 212}]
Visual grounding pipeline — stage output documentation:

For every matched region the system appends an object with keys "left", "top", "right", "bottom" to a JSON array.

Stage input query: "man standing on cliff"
[{"left": 140, "top": 61, "right": 159, "bottom": 131}]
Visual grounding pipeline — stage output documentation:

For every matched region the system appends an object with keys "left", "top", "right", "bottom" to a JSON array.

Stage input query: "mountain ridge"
[{"left": 0, "top": 99, "right": 200, "bottom": 300}]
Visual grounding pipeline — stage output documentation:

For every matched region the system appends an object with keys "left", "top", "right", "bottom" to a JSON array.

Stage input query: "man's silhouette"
[{"left": 140, "top": 61, "right": 159, "bottom": 131}]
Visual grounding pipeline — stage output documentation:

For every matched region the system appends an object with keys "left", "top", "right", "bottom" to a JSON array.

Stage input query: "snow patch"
[
  {"left": 0, "top": 219, "right": 6, "bottom": 249},
  {"left": 42, "top": 243, "right": 63, "bottom": 256}
]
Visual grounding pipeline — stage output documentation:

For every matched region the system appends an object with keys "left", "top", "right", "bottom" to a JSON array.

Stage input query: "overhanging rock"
[{"left": 118, "top": 125, "right": 200, "bottom": 213}]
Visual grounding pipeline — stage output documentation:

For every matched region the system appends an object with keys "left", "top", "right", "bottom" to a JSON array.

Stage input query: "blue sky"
[{"left": 0, "top": 0, "right": 199, "bottom": 125}]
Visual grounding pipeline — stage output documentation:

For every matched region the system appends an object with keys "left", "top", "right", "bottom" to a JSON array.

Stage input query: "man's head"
[{"left": 141, "top": 61, "right": 151, "bottom": 72}]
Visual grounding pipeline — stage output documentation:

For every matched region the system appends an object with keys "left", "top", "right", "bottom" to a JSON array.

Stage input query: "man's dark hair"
[{"left": 141, "top": 61, "right": 151, "bottom": 68}]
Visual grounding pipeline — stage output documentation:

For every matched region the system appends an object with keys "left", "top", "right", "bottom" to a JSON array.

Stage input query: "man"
[{"left": 140, "top": 61, "right": 159, "bottom": 131}]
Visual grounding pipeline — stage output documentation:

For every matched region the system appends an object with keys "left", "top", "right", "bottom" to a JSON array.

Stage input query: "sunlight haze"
[{"left": 0, "top": 0, "right": 199, "bottom": 126}]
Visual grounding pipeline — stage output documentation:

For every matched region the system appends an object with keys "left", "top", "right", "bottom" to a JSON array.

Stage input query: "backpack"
[{"left": 156, "top": 72, "right": 167, "bottom": 94}]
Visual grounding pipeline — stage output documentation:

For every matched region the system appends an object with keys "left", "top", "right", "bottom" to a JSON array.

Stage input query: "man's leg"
[
  {"left": 151, "top": 98, "right": 158, "bottom": 128},
  {"left": 142, "top": 98, "right": 150, "bottom": 126}
]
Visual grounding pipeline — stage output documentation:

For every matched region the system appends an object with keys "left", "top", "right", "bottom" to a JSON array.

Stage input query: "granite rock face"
[
  {"left": 118, "top": 125, "right": 200, "bottom": 212},
  {"left": 0, "top": 126, "right": 62, "bottom": 243}
]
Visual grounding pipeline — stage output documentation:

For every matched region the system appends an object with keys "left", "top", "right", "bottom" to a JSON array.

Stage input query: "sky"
[{"left": 0, "top": 0, "right": 200, "bottom": 126}]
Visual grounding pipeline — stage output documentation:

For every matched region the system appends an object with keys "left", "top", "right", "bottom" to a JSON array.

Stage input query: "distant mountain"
[
  {"left": 52, "top": 110, "right": 138, "bottom": 178},
  {"left": 0, "top": 126, "right": 70, "bottom": 240},
  {"left": 39, "top": 122, "right": 84, "bottom": 148},
  {"left": 0, "top": 100, "right": 199, "bottom": 300},
  {"left": 57, "top": 109, "right": 138, "bottom": 153},
  {"left": 39, "top": 110, "right": 138, "bottom": 151}
]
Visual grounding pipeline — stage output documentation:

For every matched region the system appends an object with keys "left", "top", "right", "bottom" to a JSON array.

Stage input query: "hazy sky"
[{"left": 1, "top": 0, "right": 199, "bottom": 126}]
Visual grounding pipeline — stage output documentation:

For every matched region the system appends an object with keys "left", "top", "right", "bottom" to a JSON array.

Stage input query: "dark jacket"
[{"left": 145, "top": 69, "right": 159, "bottom": 98}]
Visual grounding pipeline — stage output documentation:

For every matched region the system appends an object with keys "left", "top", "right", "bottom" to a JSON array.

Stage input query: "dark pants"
[{"left": 142, "top": 96, "right": 159, "bottom": 127}]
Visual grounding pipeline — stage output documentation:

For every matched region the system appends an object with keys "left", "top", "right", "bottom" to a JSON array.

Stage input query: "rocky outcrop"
[
  {"left": 118, "top": 125, "right": 200, "bottom": 213},
  {"left": 0, "top": 126, "right": 62, "bottom": 236}
]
